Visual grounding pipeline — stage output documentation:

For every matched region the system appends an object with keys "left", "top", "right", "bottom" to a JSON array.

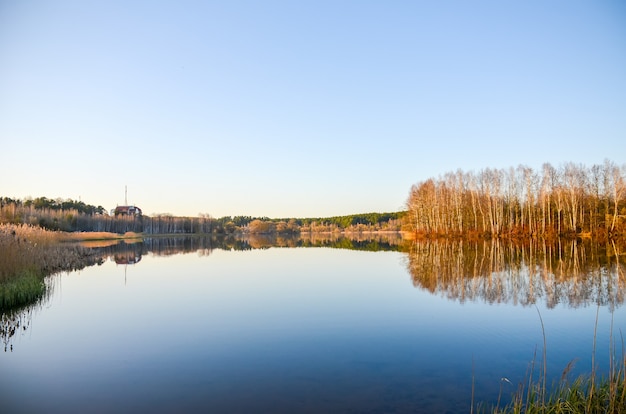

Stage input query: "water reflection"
[
  {"left": 247, "top": 232, "right": 407, "bottom": 251},
  {"left": 88, "top": 235, "right": 626, "bottom": 310},
  {"left": 3, "top": 235, "right": 625, "bottom": 352},
  {"left": 406, "top": 239, "right": 626, "bottom": 309},
  {"left": 81, "top": 233, "right": 409, "bottom": 262}
]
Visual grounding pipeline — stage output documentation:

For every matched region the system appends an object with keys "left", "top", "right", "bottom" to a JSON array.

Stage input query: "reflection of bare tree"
[{"left": 406, "top": 239, "right": 626, "bottom": 308}]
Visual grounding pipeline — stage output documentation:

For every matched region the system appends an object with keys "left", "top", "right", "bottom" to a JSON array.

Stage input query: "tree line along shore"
[
  {"left": 2, "top": 160, "right": 624, "bottom": 240},
  {"left": 407, "top": 160, "right": 626, "bottom": 240}
]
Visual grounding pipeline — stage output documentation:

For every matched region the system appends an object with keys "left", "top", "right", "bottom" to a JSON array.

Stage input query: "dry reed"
[{"left": 0, "top": 224, "right": 98, "bottom": 310}]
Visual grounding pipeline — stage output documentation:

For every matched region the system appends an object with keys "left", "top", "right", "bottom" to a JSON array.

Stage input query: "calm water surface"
[{"left": 1, "top": 237, "right": 625, "bottom": 413}]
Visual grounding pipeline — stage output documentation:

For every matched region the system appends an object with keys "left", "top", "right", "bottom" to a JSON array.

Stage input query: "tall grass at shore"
[
  {"left": 489, "top": 354, "right": 625, "bottom": 413},
  {"left": 474, "top": 309, "right": 626, "bottom": 413},
  {"left": 0, "top": 224, "right": 97, "bottom": 310}
]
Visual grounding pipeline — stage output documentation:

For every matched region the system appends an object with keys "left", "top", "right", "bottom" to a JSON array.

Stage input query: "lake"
[{"left": 1, "top": 235, "right": 625, "bottom": 413}]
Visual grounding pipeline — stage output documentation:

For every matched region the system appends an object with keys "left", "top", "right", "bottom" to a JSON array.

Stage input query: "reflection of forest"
[
  {"left": 247, "top": 232, "right": 407, "bottom": 251},
  {"left": 406, "top": 239, "right": 626, "bottom": 308},
  {"left": 87, "top": 233, "right": 410, "bottom": 261}
]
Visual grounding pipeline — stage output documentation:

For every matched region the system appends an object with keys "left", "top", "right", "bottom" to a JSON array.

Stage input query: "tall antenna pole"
[{"left": 125, "top": 185, "right": 128, "bottom": 205}]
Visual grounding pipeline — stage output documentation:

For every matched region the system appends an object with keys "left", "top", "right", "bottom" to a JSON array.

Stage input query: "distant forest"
[
  {"left": 0, "top": 196, "right": 403, "bottom": 235},
  {"left": 406, "top": 160, "right": 625, "bottom": 239}
]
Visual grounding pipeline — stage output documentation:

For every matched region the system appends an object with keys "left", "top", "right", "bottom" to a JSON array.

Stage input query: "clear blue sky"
[{"left": 1, "top": 1, "right": 624, "bottom": 218}]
